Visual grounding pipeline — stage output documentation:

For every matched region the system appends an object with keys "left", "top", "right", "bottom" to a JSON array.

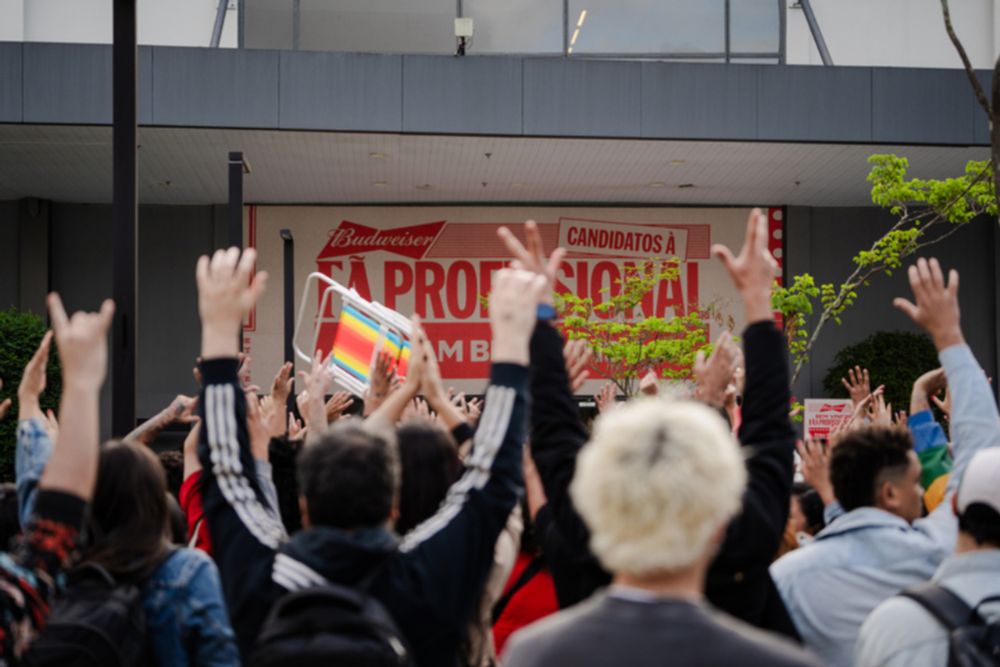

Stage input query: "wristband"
[{"left": 536, "top": 303, "right": 557, "bottom": 321}]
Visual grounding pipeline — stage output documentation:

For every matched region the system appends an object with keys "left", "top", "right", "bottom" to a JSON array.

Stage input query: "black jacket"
[
  {"left": 198, "top": 358, "right": 529, "bottom": 667},
  {"left": 528, "top": 320, "right": 799, "bottom": 640}
]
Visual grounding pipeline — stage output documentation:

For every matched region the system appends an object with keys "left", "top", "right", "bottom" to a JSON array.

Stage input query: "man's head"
[
  {"left": 955, "top": 448, "right": 1000, "bottom": 550},
  {"left": 297, "top": 423, "right": 400, "bottom": 530},
  {"left": 830, "top": 426, "right": 923, "bottom": 523},
  {"left": 570, "top": 399, "right": 746, "bottom": 576}
]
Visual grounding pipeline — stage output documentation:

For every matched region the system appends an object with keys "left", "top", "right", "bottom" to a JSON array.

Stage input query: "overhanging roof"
[{"left": 0, "top": 124, "right": 987, "bottom": 206}]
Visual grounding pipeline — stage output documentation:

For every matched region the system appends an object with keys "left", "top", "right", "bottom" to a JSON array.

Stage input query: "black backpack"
[
  {"left": 900, "top": 583, "right": 1000, "bottom": 667},
  {"left": 250, "top": 574, "right": 413, "bottom": 667},
  {"left": 23, "top": 563, "right": 150, "bottom": 667}
]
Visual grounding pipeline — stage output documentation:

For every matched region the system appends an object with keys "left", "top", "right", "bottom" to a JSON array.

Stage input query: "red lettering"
[
  {"left": 346, "top": 258, "right": 373, "bottom": 302},
  {"left": 686, "top": 262, "right": 699, "bottom": 312},
  {"left": 665, "top": 233, "right": 676, "bottom": 256},
  {"left": 446, "top": 261, "right": 477, "bottom": 319},
  {"left": 384, "top": 262, "right": 413, "bottom": 311},
  {"left": 555, "top": 260, "right": 574, "bottom": 296},
  {"left": 416, "top": 262, "right": 446, "bottom": 318},
  {"left": 567, "top": 226, "right": 580, "bottom": 245}
]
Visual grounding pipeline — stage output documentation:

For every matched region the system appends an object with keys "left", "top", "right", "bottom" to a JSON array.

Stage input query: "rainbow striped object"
[{"left": 330, "top": 303, "right": 411, "bottom": 386}]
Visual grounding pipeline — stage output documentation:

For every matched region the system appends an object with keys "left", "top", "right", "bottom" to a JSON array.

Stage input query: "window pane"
[
  {"left": 568, "top": 0, "right": 725, "bottom": 55},
  {"left": 463, "top": 0, "right": 563, "bottom": 54},
  {"left": 244, "top": 0, "right": 294, "bottom": 50},
  {"left": 299, "top": 0, "right": 456, "bottom": 54},
  {"left": 730, "top": 0, "right": 780, "bottom": 54}
]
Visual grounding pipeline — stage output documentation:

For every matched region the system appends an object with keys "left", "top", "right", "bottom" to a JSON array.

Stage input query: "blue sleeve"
[
  {"left": 186, "top": 557, "right": 241, "bottom": 667},
  {"left": 939, "top": 344, "right": 1000, "bottom": 493},
  {"left": 823, "top": 500, "right": 845, "bottom": 525},
  {"left": 906, "top": 410, "right": 948, "bottom": 454},
  {"left": 15, "top": 419, "right": 54, "bottom": 529}
]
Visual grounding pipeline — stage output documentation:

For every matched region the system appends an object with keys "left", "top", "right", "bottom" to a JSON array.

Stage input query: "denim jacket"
[
  {"left": 770, "top": 344, "right": 1000, "bottom": 667},
  {"left": 144, "top": 548, "right": 241, "bottom": 666},
  {"left": 16, "top": 419, "right": 241, "bottom": 666}
]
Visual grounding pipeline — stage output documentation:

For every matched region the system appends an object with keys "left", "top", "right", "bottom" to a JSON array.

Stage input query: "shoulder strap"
[
  {"left": 491, "top": 555, "right": 545, "bottom": 624},
  {"left": 900, "top": 583, "right": 982, "bottom": 631},
  {"left": 188, "top": 519, "right": 203, "bottom": 549}
]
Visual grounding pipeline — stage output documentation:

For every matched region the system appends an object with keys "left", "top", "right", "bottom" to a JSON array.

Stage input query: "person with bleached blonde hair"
[{"left": 571, "top": 399, "right": 746, "bottom": 575}]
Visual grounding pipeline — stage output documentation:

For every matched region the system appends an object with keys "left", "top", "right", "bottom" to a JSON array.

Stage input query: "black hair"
[
  {"left": 158, "top": 450, "right": 185, "bottom": 499},
  {"left": 166, "top": 493, "right": 188, "bottom": 545},
  {"left": 297, "top": 424, "right": 399, "bottom": 530},
  {"left": 395, "top": 422, "right": 462, "bottom": 536},
  {"left": 958, "top": 502, "right": 1000, "bottom": 548},
  {"left": 830, "top": 426, "right": 914, "bottom": 512},
  {"left": 792, "top": 482, "right": 827, "bottom": 534}
]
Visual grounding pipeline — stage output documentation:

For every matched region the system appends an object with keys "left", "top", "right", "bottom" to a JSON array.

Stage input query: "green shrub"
[
  {"left": 0, "top": 309, "right": 61, "bottom": 482},
  {"left": 823, "top": 331, "right": 939, "bottom": 414}
]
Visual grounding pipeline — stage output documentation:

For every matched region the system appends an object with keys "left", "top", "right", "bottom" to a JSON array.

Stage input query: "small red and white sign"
[
  {"left": 804, "top": 399, "right": 854, "bottom": 439},
  {"left": 558, "top": 218, "right": 689, "bottom": 259}
]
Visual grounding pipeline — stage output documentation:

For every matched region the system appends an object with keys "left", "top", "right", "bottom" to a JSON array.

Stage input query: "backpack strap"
[
  {"left": 899, "top": 583, "right": 983, "bottom": 631},
  {"left": 491, "top": 555, "right": 545, "bottom": 624}
]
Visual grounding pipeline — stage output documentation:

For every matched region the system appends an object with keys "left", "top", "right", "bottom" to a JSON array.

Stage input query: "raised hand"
[
  {"left": 841, "top": 366, "right": 871, "bottom": 408},
  {"left": 287, "top": 413, "right": 306, "bottom": 442},
  {"left": 297, "top": 350, "right": 334, "bottom": 442},
  {"left": 693, "top": 331, "right": 739, "bottom": 408},
  {"left": 246, "top": 391, "right": 271, "bottom": 461},
  {"left": 497, "top": 220, "right": 566, "bottom": 306},
  {"left": 867, "top": 392, "right": 892, "bottom": 428},
  {"left": 196, "top": 247, "right": 267, "bottom": 359},
  {"left": 489, "top": 269, "right": 548, "bottom": 365},
  {"left": 796, "top": 439, "right": 834, "bottom": 506},
  {"left": 41, "top": 293, "right": 115, "bottom": 500},
  {"left": 893, "top": 258, "right": 963, "bottom": 350},
  {"left": 594, "top": 383, "right": 617, "bottom": 414},
  {"left": 563, "top": 339, "right": 592, "bottom": 394},
  {"left": 17, "top": 330, "right": 53, "bottom": 422},
  {"left": 324, "top": 391, "right": 355, "bottom": 424},
  {"left": 909, "top": 367, "right": 946, "bottom": 415},
  {"left": 639, "top": 370, "right": 660, "bottom": 397},
  {"left": 931, "top": 387, "right": 951, "bottom": 421},
  {"left": 711, "top": 208, "right": 778, "bottom": 324}
]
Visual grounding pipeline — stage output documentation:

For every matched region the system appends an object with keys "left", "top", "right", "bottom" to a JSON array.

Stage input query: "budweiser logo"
[
  {"left": 819, "top": 403, "right": 848, "bottom": 412},
  {"left": 317, "top": 220, "right": 445, "bottom": 260}
]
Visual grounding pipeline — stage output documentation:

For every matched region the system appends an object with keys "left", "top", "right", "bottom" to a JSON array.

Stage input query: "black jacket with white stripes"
[{"left": 197, "top": 358, "right": 529, "bottom": 667}]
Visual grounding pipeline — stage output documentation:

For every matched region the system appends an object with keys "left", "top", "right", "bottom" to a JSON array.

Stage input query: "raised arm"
[
  {"left": 15, "top": 331, "right": 55, "bottom": 527},
  {"left": 496, "top": 222, "right": 611, "bottom": 607},
  {"left": 893, "top": 258, "right": 999, "bottom": 492},
  {"left": 709, "top": 208, "right": 795, "bottom": 566},
  {"left": 195, "top": 248, "right": 287, "bottom": 652},
  {"left": 396, "top": 269, "right": 542, "bottom": 626},
  {"left": 0, "top": 295, "right": 112, "bottom": 662}
]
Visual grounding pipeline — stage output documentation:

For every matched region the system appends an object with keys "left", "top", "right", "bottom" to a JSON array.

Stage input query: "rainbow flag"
[{"left": 330, "top": 302, "right": 411, "bottom": 384}]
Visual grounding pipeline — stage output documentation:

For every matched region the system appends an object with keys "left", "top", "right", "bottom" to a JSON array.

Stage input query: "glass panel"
[
  {"left": 299, "top": 0, "right": 456, "bottom": 54},
  {"left": 244, "top": 0, "right": 294, "bottom": 50},
  {"left": 462, "top": 0, "right": 563, "bottom": 54},
  {"left": 729, "top": 0, "right": 780, "bottom": 54},
  {"left": 567, "top": 0, "right": 725, "bottom": 55}
]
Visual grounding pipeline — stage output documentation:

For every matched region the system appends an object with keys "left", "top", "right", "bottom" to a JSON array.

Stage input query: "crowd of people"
[{"left": 0, "top": 208, "right": 996, "bottom": 666}]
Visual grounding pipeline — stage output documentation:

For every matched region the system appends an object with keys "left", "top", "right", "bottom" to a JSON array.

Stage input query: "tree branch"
[{"left": 941, "top": 0, "right": 992, "bottom": 117}]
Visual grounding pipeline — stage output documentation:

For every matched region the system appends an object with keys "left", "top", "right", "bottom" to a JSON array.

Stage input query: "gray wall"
[
  {"left": 0, "top": 43, "right": 992, "bottom": 146},
  {"left": 786, "top": 206, "right": 998, "bottom": 402},
  {"left": 0, "top": 200, "right": 225, "bottom": 439}
]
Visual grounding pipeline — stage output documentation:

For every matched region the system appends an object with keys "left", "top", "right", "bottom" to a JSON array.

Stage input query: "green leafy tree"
[
  {"left": 823, "top": 331, "right": 939, "bottom": 414},
  {"left": 772, "top": 155, "right": 995, "bottom": 386},
  {"left": 0, "top": 309, "right": 61, "bottom": 481},
  {"left": 557, "top": 260, "right": 714, "bottom": 396}
]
